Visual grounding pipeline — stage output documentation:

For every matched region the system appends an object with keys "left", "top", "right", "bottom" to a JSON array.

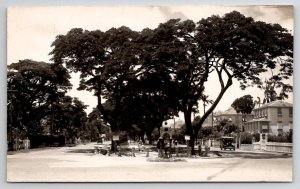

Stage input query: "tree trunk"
[
  {"left": 110, "top": 130, "right": 119, "bottom": 152},
  {"left": 195, "top": 78, "right": 233, "bottom": 141},
  {"left": 111, "top": 140, "right": 118, "bottom": 152},
  {"left": 184, "top": 106, "right": 196, "bottom": 154},
  {"left": 189, "top": 134, "right": 196, "bottom": 155},
  {"left": 184, "top": 109, "right": 192, "bottom": 136},
  {"left": 140, "top": 133, "right": 145, "bottom": 144},
  {"left": 146, "top": 130, "right": 152, "bottom": 144}
]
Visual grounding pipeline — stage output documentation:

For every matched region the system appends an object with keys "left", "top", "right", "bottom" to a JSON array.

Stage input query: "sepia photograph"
[{"left": 6, "top": 5, "right": 293, "bottom": 182}]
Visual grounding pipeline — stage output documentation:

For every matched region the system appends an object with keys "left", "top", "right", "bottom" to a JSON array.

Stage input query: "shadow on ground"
[
  {"left": 66, "top": 149, "right": 95, "bottom": 154},
  {"left": 64, "top": 147, "right": 292, "bottom": 160}
]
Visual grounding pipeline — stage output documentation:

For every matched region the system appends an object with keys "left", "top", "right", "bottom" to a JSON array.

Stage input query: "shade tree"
[
  {"left": 231, "top": 95, "right": 255, "bottom": 115},
  {"left": 50, "top": 11, "right": 293, "bottom": 154},
  {"left": 7, "top": 60, "right": 72, "bottom": 141},
  {"left": 179, "top": 11, "right": 293, "bottom": 153}
]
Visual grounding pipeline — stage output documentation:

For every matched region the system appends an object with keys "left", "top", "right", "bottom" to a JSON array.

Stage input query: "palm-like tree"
[{"left": 201, "top": 95, "right": 214, "bottom": 114}]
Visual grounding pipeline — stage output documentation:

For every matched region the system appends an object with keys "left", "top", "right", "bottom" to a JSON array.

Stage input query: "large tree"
[
  {"left": 261, "top": 77, "right": 293, "bottom": 104},
  {"left": 50, "top": 27, "right": 140, "bottom": 133},
  {"left": 7, "top": 60, "right": 71, "bottom": 144},
  {"left": 231, "top": 95, "right": 255, "bottom": 116},
  {"left": 86, "top": 108, "right": 110, "bottom": 142},
  {"left": 180, "top": 11, "right": 293, "bottom": 153},
  {"left": 136, "top": 19, "right": 207, "bottom": 143},
  {"left": 43, "top": 96, "right": 88, "bottom": 143},
  {"left": 50, "top": 11, "right": 293, "bottom": 154},
  {"left": 50, "top": 25, "right": 183, "bottom": 145}
]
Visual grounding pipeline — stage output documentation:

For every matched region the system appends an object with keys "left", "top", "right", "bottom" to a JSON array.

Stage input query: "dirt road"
[{"left": 7, "top": 143, "right": 292, "bottom": 182}]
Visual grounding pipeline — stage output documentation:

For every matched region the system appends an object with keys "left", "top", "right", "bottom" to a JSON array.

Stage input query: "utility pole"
[
  {"left": 173, "top": 116, "right": 176, "bottom": 134},
  {"left": 211, "top": 112, "right": 214, "bottom": 127}
]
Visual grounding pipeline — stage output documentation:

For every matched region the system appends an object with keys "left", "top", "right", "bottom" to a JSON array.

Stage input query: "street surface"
[{"left": 7, "top": 142, "right": 292, "bottom": 182}]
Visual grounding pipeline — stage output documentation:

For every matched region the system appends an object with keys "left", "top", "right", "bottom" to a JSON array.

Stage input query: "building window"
[
  {"left": 264, "top": 109, "right": 268, "bottom": 118},
  {"left": 278, "top": 129, "right": 283, "bottom": 136},
  {"left": 289, "top": 108, "right": 293, "bottom": 117},
  {"left": 289, "top": 121, "right": 293, "bottom": 130},
  {"left": 277, "top": 108, "right": 282, "bottom": 117},
  {"left": 262, "top": 125, "right": 268, "bottom": 133}
]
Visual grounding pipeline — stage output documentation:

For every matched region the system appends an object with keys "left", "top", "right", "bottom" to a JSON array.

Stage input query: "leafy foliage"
[
  {"left": 86, "top": 108, "right": 110, "bottom": 141},
  {"left": 231, "top": 95, "right": 255, "bottom": 114},
  {"left": 268, "top": 132, "right": 293, "bottom": 143},
  {"left": 215, "top": 119, "right": 239, "bottom": 135},
  {"left": 7, "top": 60, "right": 72, "bottom": 137},
  {"left": 48, "top": 11, "right": 293, "bottom": 152},
  {"left": 261, "top": 78, "right": 293, "bottom": 104},
  {"left": 240, "top": 132, "right": 254, "bottom": 144}
]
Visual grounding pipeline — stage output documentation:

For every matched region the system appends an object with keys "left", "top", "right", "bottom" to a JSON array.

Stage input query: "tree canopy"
[
  {"left": 7, "top": 60, "right": 72, "bottom": 136},
  {"left": 231, "top": 95, "right": 255, "bottom": 115},
  {"left": 49, "top": 11, "right": 293, "bottom": 153}
]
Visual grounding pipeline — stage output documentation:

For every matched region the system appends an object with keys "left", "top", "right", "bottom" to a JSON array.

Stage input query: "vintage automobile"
[{"left": 220, "top": 136, "right": 235, "bottom": 151}]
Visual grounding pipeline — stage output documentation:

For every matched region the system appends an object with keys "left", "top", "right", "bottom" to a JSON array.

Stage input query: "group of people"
[
  {"left": 13, "top": 137, "right": 30, "bottom": 150},
  {"left": 157, "top": 138, "right": 177, "bottom": 158}
]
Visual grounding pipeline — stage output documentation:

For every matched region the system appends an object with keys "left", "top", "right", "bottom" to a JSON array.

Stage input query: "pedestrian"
[
  {"left": 24, "top": 137, "right": 30, "bottom": 149},
  {"left": 164, "top": 140, "right": 170, "bottom": 158},
  {"left": 157, "top": 138, "right": 165, "bottom": 158}
]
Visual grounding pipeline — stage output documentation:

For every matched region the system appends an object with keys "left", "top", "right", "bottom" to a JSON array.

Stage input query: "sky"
[{"left": 7, "top": 5, "right": 294, "bottom": 120}]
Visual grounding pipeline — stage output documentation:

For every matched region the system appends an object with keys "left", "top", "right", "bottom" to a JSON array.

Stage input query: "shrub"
[
  {"left": 287, "top": 130, "right": 293, "bottom": 143},
  {"left": 268, "top": 132, "right": 292, "bottom": 143},
  {"left": 28, "top": 134, "right": 65, "bottom": 148},
  {"left": 240, "top": 132, "right": 253, "bottom": 144},
  {"left": 252, "top": 133, "right": 260, "bottom": 142}
]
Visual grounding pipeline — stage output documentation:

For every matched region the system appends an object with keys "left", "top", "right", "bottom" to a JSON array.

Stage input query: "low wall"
[
  {"left": 240, "top": 142, "right": 292, "bottom": 153},
  {"left": 265, "top": 142, "right": 292, "bottom": 153},
  {"left": 240, "top": 144, "right": 254, "bottom": 151}
]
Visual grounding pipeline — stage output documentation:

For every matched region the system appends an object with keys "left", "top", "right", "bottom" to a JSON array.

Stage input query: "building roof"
[
  {"left": 255, "top": 100, "right": 293, "bottom": 110},
  {"left": 245, "top": 117, "right": 270, "bottom": 123},
  {"left": 162, "top": 119, "right": 184, "bottom": 129},
  {"left": 214, "top": 107, "right": 240, "bottom": 116}
]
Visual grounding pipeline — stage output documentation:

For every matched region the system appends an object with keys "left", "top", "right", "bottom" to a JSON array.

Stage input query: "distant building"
[
  {"left": 243, "top": 101, "right": 293, "bottom": 135},
  {"left": 202, "top": 107, "right": 254, "bottom": 129},
  {"left": 202, "top": 114, "right": 214, "bottom": 127},
  {"left": 160, "top": 118, "right": 184, "bottom": 136}
]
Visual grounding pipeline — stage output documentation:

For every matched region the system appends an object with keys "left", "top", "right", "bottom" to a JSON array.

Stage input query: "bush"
[
  {"left": 28, "top": 135, "right": 65, "bottom": 148},
  {"left": 240, "top": 132, "right": 253, "bottom": 144},
  {"left": 252, "top": 133, "right": 260, "bottom": 142},
  {"left": 268, "top": 132, "right": 292, "bottom": 143},
  {"left": 287, "top": 130, "right": 293, "bottom": 143}
]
